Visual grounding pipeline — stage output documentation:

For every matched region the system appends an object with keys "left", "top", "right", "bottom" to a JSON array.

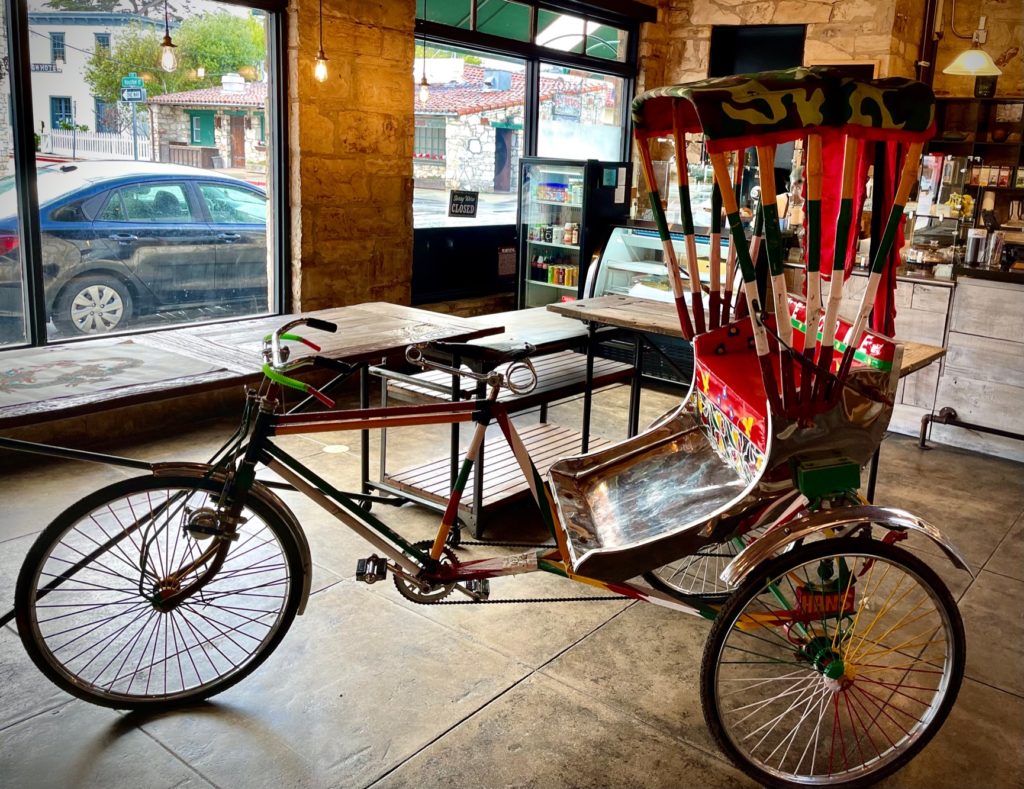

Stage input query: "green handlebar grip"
[{"left": 262, "top": 363, "right": 309, "bottom": 394}]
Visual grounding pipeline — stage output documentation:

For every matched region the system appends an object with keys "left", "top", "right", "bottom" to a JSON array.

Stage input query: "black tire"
[
  {"left": 53, "top": 274, "right": 133, "bottom": 336},
  {"left": 700, "top": 538, "right": 965, "bottom": 789},
  {"left": 15, "top": 475, "right": 304, "bottom": 710}
]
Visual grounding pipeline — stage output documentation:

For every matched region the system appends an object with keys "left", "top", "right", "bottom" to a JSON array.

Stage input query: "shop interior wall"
[
  {"left": 287, "top": 0, "right": 415, "bottom": 312},
  {"left": 931, "top": 0, "right": 1023, "bottom": 97},
  {"left": 635, "top": 0, "right": 926, "bottom": 96}
]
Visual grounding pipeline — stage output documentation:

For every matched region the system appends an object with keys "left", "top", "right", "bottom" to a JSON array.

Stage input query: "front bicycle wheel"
[
  {"left": 701, "top": 537, "right": 965, "bottom": 789},
  {"left": 15, "top": 475, "right": 304, "bottom": 710}
]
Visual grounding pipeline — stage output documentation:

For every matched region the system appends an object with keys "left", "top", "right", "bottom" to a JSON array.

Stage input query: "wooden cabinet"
[{"left": 930, "top": 277, "right": 1024, "bottom": 462}]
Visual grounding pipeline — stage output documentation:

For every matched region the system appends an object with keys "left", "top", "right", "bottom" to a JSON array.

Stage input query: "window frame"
[
  {"left": 2, "top": 0, "right": 290, "bottom": 350},
  {"left": 94, "top": 32, "right": 111, "bottom": 51},
  {"left": 49, "top": 31, "right": 65, "bottom": 63},
  {"left": 197, "top": 181, "right": 268, "bottom": 225},
  {"left": 188, "top": 110, "right": 216, "bottom": 146},
  {"left": 50, "top": 95, "right": 72, "bottom": 128}
]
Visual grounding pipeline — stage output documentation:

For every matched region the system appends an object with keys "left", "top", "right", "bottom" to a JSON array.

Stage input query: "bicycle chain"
[
  {"left": 419, "top": 540, "right": 624, "bottom": 604},
  {"left": 420, "top": 594, "right": 627, "bottom": 605}
]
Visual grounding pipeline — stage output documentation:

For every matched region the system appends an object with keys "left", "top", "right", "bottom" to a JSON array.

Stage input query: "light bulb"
[
  {"left": 196, "top": 65, "right": 205, "bottom": 78},
  {"left": 160, "top": 34, "right": 177, "bottom": 72},
  {"left": 419, "top": 75, "right": 429, "bottom": 104},
  {"left": 314, "top": 50, "right": 328, "bottom": 83}
]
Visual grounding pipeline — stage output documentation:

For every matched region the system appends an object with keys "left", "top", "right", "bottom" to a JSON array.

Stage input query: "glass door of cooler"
[{"left": 518, "top": 159, "right": 586, "bottom": 308}]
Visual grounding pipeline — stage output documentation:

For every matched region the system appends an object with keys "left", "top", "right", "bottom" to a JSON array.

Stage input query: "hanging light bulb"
[
  {"left": 419, "top": 73, "right": 430, "bottom": 104},
  {"left": 196, "top": 65, "right": 206, "bottom": 79},
  {"left": 314, "top": 49, "right": 329, "bottom": 82},
  {"left": 314, "top": 0, "right": 328, "bottom": 82},
  {"left": 160, "top": 0, "right": 177, "bottom": 72}
]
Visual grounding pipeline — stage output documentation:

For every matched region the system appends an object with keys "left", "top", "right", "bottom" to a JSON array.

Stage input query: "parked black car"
[{"left": 0, "top": 161, "right": 268, "bottom": 337}]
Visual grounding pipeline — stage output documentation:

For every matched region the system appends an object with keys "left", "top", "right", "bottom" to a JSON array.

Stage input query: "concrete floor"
[{"left": 1, "top": 383, "right": 1022, "bottom": 789}]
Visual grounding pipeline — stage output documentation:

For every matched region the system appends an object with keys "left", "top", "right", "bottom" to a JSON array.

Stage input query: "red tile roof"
[
  {"left": 416, "top": 64, "right": 607, "bottom": 116},
  {"left": 150, "top": 82, "right": 267, "bottom": 108}
]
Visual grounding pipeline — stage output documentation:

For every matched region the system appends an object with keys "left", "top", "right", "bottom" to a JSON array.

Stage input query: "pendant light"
[
  {"left": 314, "top": 0, "right": 328, "bottom": 82},
  {"left": 418, "top": 0, "right": 429, "bottom": 104},
  {"left": 942, "top": 14, "right": 1002, "bottom": 76},
  {"left": 159, "top": 0, "right": 177, "bottom": 72}
]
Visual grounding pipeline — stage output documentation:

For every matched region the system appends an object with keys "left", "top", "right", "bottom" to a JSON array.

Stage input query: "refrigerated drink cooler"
[{"left": 517, "top": 157, "right": 632, "bottom": 309}]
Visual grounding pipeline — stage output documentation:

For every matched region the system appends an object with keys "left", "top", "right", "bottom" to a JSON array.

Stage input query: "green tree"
[{"left": 84, "top": 13, "right": 265, "bottom": 103}]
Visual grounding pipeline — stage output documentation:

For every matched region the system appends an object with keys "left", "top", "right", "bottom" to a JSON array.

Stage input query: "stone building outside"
[
  {"left": 414, "top": 62, "right": 617, "bottom": 195},
  {"left": 147, "top": 74, "right": 268, "bottom": 181}
]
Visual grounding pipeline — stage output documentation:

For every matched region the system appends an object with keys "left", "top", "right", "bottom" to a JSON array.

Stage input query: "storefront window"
[
  {"left": 0, "top": 3, "right": 28, "bottom": 347},
  {"left": 26, "top": 0, "right": 276, "bottom": 339},
  {"left": 537, "top": 64, "right": 623, "bottom": 161},
  {"left": 413, "top": 44, "right": 525, "bottom": 228}
]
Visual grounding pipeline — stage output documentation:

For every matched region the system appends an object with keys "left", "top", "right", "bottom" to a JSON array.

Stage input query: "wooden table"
[{"left": 137, "top": 302, "right": 500, "bottom": 373}]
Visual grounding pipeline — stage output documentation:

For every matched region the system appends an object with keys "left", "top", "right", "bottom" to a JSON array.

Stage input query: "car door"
[
  {"left": 195, "top": 180, "right": 269, "bottom": 310},
  {"left": 93, "top": 181, "right": 217, "bottom": 306}
]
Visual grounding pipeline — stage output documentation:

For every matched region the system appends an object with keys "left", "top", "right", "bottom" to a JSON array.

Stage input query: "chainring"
[{"left": 393, "top": 540, "right": 459, "bottom": 604}]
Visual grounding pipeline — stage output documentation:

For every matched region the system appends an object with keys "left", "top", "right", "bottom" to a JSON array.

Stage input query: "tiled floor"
[{"left": 1, "top": 384, "right": 1022, "bottom": 789}]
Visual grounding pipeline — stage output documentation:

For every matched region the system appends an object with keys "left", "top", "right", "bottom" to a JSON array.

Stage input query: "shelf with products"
[
  {"left": 527, "top": 239, "right": 580, "bottom": 251},
  {"left": 534, "top": 199, "right": 583, "bottom": 208},
  {"left": 527, "top": 280, "right": 577, "bottom": 292}
]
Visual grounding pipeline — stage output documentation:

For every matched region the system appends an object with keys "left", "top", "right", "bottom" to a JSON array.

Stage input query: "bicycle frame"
[{"left": 227, "top": 380, "right": 740, "bottom": 620}]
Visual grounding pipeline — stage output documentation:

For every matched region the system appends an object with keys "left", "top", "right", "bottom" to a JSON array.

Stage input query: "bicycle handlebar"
[{"left": 261, "top": 317, "right": 339, "bottom": 407}]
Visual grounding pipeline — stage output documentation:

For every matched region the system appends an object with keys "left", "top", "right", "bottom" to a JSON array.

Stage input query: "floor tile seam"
[
  {"left": 328, "top": 578, "right": 540, "bottom": 671},
  {"left": 973, "top": 563, "right": 1024, "bottom": 585},
  {"left": 961, "top": 672, "right": 1024, "bottom": 701},
  {"left": 360, "top": 669, "right": 543, "bottom": 789},
  {"left": 0, "top": 698, "right": 74, "bottom": 734},
  {"left": 133, "top": 724, "right": 226, "bottom": 789},
  {"left": 0, "top": 530, "right": 40, "bottom": 546},
  {"left": 525, "top": 665, "right": 742, "bottom": 776}
]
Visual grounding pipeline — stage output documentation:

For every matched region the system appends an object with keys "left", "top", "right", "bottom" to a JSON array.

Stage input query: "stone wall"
[
  {"left": 637, "top": 0, "right": 923, "bottom": 95},
  {"left": 931, "top": 0, "right": 1023, "bottom": 97},
  {"left": 287, "top": 0, "right": 414, "bottom": 312},
  {"left": 151, "top": 105, "right": 267, "bottom": 172},
  {"left": 0, "top": 3, "right": 11, "bottom": 177}
]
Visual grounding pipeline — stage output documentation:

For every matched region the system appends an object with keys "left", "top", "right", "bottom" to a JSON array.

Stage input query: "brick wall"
[{"left": 287, "top": 0, "right": 415, "bottom": 312}]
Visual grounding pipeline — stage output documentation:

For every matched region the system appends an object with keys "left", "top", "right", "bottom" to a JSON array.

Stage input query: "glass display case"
[
  {"left": 585, "top": 224, "right": 731, "bottom": 386},
  {"left": 585, "top": 225, "right": 731, "bottom": 301},
  {"left": 517, "top": 157, "right": 631, "bottom": 309}
]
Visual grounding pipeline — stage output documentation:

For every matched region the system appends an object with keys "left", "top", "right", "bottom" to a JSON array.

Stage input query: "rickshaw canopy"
[{"left": 631, "top": 66, "right": 935, "bottom": 152}]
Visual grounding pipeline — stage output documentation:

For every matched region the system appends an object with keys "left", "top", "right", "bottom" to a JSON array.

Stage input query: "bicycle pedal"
[
  {"left": 356, "top": 556, "right": 388, "bottom": 584},
  {"left": 464, "top": 579, "right": 490, "bottom": 600}
]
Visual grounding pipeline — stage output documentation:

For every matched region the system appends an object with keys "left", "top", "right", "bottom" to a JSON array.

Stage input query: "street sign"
[
  {"left": 120, "top": 72, "right": 145, "bottom": 89},
  {"left": 120, "top": 87, "right": 146, "bottom": 103}
]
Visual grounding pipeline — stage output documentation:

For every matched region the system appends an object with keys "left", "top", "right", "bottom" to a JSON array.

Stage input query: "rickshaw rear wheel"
[{"left": 700, "top": 537, "right": 964, "bottom": 789}]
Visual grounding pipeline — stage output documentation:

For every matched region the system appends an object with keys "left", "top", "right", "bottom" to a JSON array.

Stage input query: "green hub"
[{"left": 802, "top": 636, "right": 845, "bottom": 678}]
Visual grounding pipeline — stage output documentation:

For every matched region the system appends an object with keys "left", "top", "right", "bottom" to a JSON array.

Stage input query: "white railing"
[{"left": 41, "top": 129, "right": 152, "bottom": 161}]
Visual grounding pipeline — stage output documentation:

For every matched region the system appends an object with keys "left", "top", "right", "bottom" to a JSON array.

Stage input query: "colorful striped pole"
[
  {"left": 811, "top": 136, "right": 859, "bottom": 410},
  {"left": 800, "top": 134, "right": 823, "bottom": 413},
  {"left": 756, "top": 145, "right": 796, "bottom": 414},
  {"left": 673, "top": 107, "right": 706, "bottom": 335},
  {"left": 830, "top": 141, "right": 923, "bottom": 403},
  {"left": 711, "top": 152, "right": 783, "bottom": 416},
  {"left": 721, "top": 149, "right": 744, "bottom": 325},
  {"left": 635, "top": 131, "right": 694, "bottom": 340},
  {"left": 709, "top": 180, "right": 723, "bottom": 330}
]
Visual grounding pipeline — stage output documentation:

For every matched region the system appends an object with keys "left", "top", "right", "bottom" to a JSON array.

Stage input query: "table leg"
[
  {"left": 628, "top": 333, "right": 643, "bottom": 437},
  {"left": 582, "top": 324, "right": 596, "bottom": 453},
  {"left": 866, "top": 445, "right": 880, "bottom": 504},
  {"left": 473, "top": 378, "right": 486, "bottom": 538},
  {"left": 450, "top": 353, "right": 461, "bottom": 492},
  {"left": 360, "top": 365, "right": 370, "bottom": 496}
]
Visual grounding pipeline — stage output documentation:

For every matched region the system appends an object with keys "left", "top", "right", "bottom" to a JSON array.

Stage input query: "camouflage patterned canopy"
[{"left": 632, "top": 67, "right": 934, "bottom": 152}]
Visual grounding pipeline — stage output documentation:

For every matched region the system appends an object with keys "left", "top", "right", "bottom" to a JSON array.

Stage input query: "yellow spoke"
[
  {"left": 833, "top": 556, "right": 876, "bottom": 651},
  {"left": 854, "top": 632, "right": 947, "bottom": 666},
  {"left": 846, "top": 594, "right": 935, "bottom": 665},
  {"left": 843, "top": 572, "right": 916, "bottom": 663}
]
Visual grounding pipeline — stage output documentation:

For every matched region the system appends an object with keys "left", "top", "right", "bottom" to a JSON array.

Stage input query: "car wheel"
[{"left": 54, "top": 276, "right": 133, "bottom": 336}]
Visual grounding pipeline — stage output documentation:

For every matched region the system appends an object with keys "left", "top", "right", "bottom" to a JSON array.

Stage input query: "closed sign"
[{"left": 448, "top": 190, "right": 479, "bottom": 217}]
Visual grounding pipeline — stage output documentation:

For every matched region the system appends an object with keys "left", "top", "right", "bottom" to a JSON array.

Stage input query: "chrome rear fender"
[{"left": 722, "top": 504, "right": 972, "bottom": 588}]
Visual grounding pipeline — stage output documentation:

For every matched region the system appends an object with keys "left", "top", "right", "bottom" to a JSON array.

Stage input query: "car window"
[
  {"left": 49, "top": 198, "right": 90, "bottom": 222},
  {"left": 198, "top": 183, "right": 266, "bottom": 224},
  {"left": 98, "top": 183, "right": 196, "bottom": 223}
]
